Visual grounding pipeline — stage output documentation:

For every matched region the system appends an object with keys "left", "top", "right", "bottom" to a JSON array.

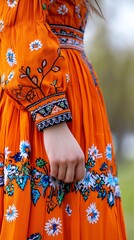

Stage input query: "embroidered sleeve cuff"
[{"left": 26, "top": 92, "right": 72, "bottom": 131}]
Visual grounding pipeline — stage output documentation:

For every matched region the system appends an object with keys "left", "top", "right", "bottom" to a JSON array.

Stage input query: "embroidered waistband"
[{"left": 50, "top": 24, "right": 84, "bottom": 52}]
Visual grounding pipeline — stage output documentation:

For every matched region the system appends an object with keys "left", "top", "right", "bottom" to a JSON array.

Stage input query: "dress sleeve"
[{"left": 1, "top": 21, "right": 72, "bottom": 131}]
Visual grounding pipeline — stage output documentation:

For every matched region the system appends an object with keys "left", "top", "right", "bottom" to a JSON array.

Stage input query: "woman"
[{"left": 0, "top": 0, "right": 127, "bottom": 239}]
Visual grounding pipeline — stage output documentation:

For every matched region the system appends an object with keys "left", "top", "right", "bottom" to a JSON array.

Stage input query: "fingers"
[
  {"left": 74, "top": 160, "right": 85, "bottom": 182},
  {"left": 50, "top": 157, "right": 85, "bottom": 183},
  {"left": 58, "top": 163, "right": 67, "bottom": 181},
  {"left": 64, "top": 163, "right": 75, "bottom": 183},
  {"left": 50, "top": 161, "right": 59, "bottom": 178}
]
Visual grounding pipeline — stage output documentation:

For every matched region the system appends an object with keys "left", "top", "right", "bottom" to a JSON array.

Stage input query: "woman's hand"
[{"left": 43, "top": 122, "right": 85, "bottom": 183}]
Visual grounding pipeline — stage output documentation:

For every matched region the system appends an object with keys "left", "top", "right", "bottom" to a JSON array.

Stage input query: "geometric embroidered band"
[{"left": 50, "top": 24, "right": 85, "bottom": 52}]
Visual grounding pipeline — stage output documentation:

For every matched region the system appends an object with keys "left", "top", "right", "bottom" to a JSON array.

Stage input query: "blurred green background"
[{"left": 85, "top": 0, "right": 134, "bottom": 239}]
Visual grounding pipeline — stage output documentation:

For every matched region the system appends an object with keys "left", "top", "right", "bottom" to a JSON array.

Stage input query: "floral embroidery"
[
  {"left": 86, "top": 203, "right": 100, "bottom": 224},
  {"left": 115, "top": 185, "right": 121, "bottom": 198},
  {"left": 7, "top": 0, "right": 17, "bottom": 8},
  {"left": 12, "top": 48, "right": 63, "bottom": 102},
  {"left": 7, "top": 71, "right": 15, "bottom": 82},
  {"left": 1, "top": 142, "right": 121, "bottom": 213},
  {"left": 106, "top": 173, "right": 118, "bottom": 188},
  {"left": 5, "top": 204, "right": 19, "bottom": 222},
  {"left": 3, "top": 141, "right": 31, "bottom": 194},
  {"left": 65, "top": 73, "right": 70, "bottom": 83},
  {"left": 58, "top": 5, "right": 68, "bottom": 15},
  {"left": 45, "top": 217, "right": 62, "bottom": 236},
  {"left": 0, "top": 72, "right": 15, "bottom": 86},
  {"left": 65, "top": 204, "right": 72, "bottom": 216},
  {"left": 89, "top": 144, "right": 103, "bottom": 159},
  {"left": 0, "top": 20, "right": 4, "bottom": 32},
  {"left": 19, "top": 140, "right": 31, "bottom": 158},
  {"left": 86, "top": 145, "right": 103, "bottom": 170},
  {"left": 29, "top": 40, "right": 43, "bottom": 51},
  {"left": 6, "top": 48, "right": 17, "bottom": 67},
  {"left": 27, "top": 233, "right": 42, "bottom": 240},
  {"left": 105, "top": 144, "right": 112, "bottom": 161},
  {"left": 9, "top": 49, "right": 72, "bottom": 128},
  {"left": 4, "top": 147, "right": 12, "bottom": 160}
]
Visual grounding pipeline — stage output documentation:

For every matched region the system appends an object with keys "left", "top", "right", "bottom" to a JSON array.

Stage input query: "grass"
[{"left": 118, "top": 161, "right": 134, "bottom": 240}]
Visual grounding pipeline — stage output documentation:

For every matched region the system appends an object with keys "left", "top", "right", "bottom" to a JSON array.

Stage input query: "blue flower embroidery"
[
  {"left": 5, "top": 204, "right": 18, "bottom": 222},
  {"left": 11, "top": 152, "right": 22, "bottom": 162},
  {"left": 105, "top": 144, "right": 112, "bottom": 161},
  {"left": 29, "top": 40, "right": 43, "bottom": 51},
  {"left": 6, "top": 48, "right": 17, "bottom": 67},
  {"left": 1, "top": 142, "right": 122, "bottom": 213},
  {"left": 19, "top": 140, "right": 31, "bottom": 158},
  {"left": 45, "top": 217, "right": 62, "bottom": 236},
  {"left": 86, "top": 203, "right": 100, "bottom": 224},
  {"left": 16, "top": 175, "right": 29, "bottom": 190}
]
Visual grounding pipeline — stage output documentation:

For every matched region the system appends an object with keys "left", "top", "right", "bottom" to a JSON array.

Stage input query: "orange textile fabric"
[{"left": 0, "top": 0, "right": 127, "bottom": 240}]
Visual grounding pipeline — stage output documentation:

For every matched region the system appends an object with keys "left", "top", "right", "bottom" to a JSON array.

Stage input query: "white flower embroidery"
[
  {"left": 86, "top": 203, "right": 100, "bottom": 224},
  {"left": 19, "top": 140, "right": 31, "bottom": 158},
  {"left": 5, "top": 204, "right": 19, "bottom": 222},
  {"left": 45, "top": 217, "right": 62, "bottom": 236},
  {"left": 65, "top": 73, "right": 70, "bottom": 83},
  {"left": 7, "top": 71, "right": 15, "bottom": 81},
  {"left": 58, "top": 5, "right": 68, "bottom": 15},
  {"left": 0, "top": 20, "right": 4, "bottom": 32},
  {"left": 6, "top": 49, "right": 17, "bottom": 67},
  {"left": 29, "top": 40, "right": 43, "bottom": 51},
  {"left": 4, "top": 147, "right": 11, "bottom": 160},
  {"left": 75, "top": 171, "right": 95, "bottom": 191},
  {"left": 49, "top": 176, "right": 60, "bottom": 189},
  {"left": 7, "top": 0, "right": 17, "bottom": 8},
  {"left": 89, "top": 144, "right": 103, "bottom": 159},
  {"left": 4, "top": 166, "right": 8, "bottom": 185}
]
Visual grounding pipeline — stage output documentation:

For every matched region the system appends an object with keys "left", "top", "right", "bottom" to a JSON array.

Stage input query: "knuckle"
[
  {"left": 68, "top": 157, "right": 77, "bottom": 164},
  {"left": 58, "top": 175, "right": 65, "bottom": 181},
  {"left": 51, "top": 172, "right": 57, "bottom": 178}
]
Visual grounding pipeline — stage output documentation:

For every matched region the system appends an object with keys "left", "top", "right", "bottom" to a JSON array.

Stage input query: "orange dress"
[{"left": 0, "top": 0, "right": 127, "bottom": 239}]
